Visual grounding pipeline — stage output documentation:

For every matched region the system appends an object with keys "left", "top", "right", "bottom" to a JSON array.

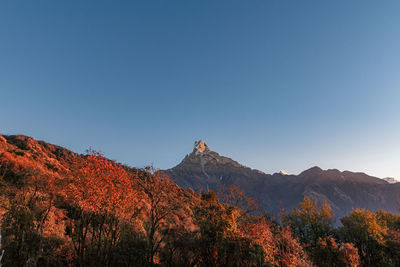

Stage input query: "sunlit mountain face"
[{"left": 166, "top": 140, "right": 400, "bottom": 223}]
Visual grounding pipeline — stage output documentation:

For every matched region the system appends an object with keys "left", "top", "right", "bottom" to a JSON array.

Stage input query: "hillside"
[
  {"left": 0, "top": 135, "right": 317, "bottom": 266},
  {"left": 1, "top": 135, "right": 400, "bottom": 266},
  {"left": 0, "top": 135, "right": 202, "bottom": 266}
]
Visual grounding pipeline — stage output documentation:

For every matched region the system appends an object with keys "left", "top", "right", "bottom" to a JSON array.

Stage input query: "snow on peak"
[
  {"left": 383, "top": 177, "right": 399, "bottom": 184},
  {"left": 279, "top": 170, "right": 290, "bottom": 175},
  {"left": 193, "top": 140, "right": 209, "bottom": 154}
]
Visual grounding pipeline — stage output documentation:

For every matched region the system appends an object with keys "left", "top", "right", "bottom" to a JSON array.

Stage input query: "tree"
[
  {"left": 190, "top": 192, "right": 275, "bottom": 267},
  {"left": 0, "top": 150, "right": 63, "bottom": 266},
  {"left": 273, "top": 226, "right": 312, "bottom": 267},
  {"left": 312, "top": 237, "right": 359, "bottom": 267},
  {"left": 159, "top": 225, "right": 200, "bottom": 267},
  {"left": 283, "top": 197, "right": 334, "bottom": 247},
  {"left": 135, "top": 167, "right": 181, "bottom": 266},
  {"left": 219, "top": 185, "right": 258, "bottom": 218},
  {"left": 66, "top": 150, "right": 138, "bottom": 266},
  {"left": 1, "top": 204, "right": 40, "bottom": 266},
  {"left": 386, "top": 229, "right": 400, "bottom": 266},
  {"left": 193, "top": 191, "right": 239, "bottom": 266},
  {"left": 374, "top": 210, "right": 400, "bottom": 230},
  {"left": 239, "top": 217, "right": 276, "bottom": 265},
  {"left": 338, "top": 209, "right": 388, "bottom": 266}
]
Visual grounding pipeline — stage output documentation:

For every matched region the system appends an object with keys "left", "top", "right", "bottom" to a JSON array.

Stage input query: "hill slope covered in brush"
[
  {"left": 1, "top": 135, "right": 400, "bottom": 266},
  {"left": 0, "top": 135, "right": 315, "bottom": 266}
]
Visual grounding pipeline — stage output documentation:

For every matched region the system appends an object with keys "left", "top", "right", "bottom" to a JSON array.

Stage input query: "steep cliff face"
[{"left": 166, "top": 141, "right": 400, "bottom": 222}]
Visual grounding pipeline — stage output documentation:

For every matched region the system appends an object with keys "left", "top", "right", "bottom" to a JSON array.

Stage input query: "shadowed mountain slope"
[{"left": 166, "top": 140, "right": 400, "bottom": 221}]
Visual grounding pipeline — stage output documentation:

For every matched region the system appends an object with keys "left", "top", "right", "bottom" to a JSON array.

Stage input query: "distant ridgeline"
[{"left": 166, "top": 140, "right": 400, "bottom": 222}]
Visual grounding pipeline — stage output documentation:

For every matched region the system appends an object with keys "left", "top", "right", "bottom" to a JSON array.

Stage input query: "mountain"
[{"left": 166, "top": 140, "right": 400, "bottom": 222}]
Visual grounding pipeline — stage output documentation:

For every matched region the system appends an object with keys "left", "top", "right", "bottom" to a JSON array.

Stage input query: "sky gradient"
[{"left": 1, "top": 1, "right": 400, "bottom": 178}]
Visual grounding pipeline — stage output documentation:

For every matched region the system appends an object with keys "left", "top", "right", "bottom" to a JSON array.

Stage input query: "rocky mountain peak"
[
  {"left": 193, "top": 140, "right": 209, "bottom": 154},
  {"left": 173, "top": 140, "right": 247, "bottom": 172}
]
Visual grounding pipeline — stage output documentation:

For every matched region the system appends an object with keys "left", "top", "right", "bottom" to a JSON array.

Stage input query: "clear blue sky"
[{"left": 1, "top": 1, "right": 400, "bottom": 178}]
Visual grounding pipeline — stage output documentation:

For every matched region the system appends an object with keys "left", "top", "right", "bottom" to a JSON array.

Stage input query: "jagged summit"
[
  {"left": 173, "top": 140, "right": 248, "bottom": 172},
  {"left": 167, "top": 140, "right": 265, "bottom": 193},
  {"left": 193, "top": 140, "right": 209, "bottom": 154}
]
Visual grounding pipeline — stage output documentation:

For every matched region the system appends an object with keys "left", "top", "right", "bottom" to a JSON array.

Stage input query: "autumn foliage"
[
  {"left": 67, "top": 150, "right": 137, "bottom": 217},
  {"left": 0, "top": 135, "right": 399, "bottom": 266}
]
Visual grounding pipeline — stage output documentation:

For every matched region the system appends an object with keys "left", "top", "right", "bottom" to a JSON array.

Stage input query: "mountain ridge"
[
  {"left": 166, "top": 140, "right": 400, "bottom": 222},
  {"left": 2, "top": 135, "right": 398, "bottom": 222}
]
